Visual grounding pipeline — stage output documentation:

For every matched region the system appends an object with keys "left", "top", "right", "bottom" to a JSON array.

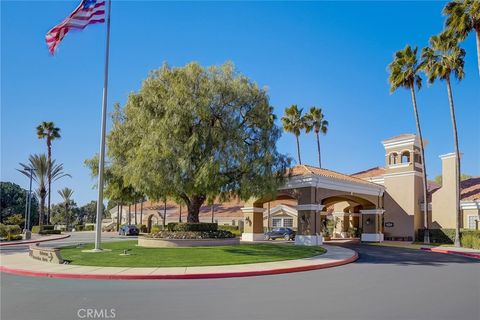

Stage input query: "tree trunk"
[
  {"left": 476, "top": 29, "right": 480, "bottom": 78},
  {"left": 316, "top": 132, "right": 322, "bottom": 168},
  {"left": 446, "top": 78, "right": 462, "bottom": 248},
  {"left": 140, "top": 200, "right": 143, "bottom": 226},
  {"left": 186, "top": 195, "right": 206, "bottom": 223},
  {"left": 134, "top": 201, "right": 137, "bottom": 225},
  {"left": 116, "top": 204, "right": 120, "bottom": 231},
  {"left": 295, "top": 134, "right": 302, "bottom": 165},
  {"left": 119, "top": 203, "right": 123, "bottom": 227},
  {"left": 410, "top": 86, "right": 430, "bottom": 244},
  {"left": 179, "top": 205, "right": 182, "bottom": 222},
  {"left": 163, "top": 200, "right": 167, "bottom": 228},
  {"left": 47, "top": 140, "right": 52, "bottom": 224},
  {"left": 128, "top": 204, "right": 131, "bottom": 225},
  {"left": 211, "top": 203, "right": 214, "bottom": 223},
  {"left": 39, "top": 194, "right": 45, "bottom": 230}
]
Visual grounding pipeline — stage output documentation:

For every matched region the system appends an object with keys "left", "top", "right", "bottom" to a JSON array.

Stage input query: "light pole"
[{"left": 26, "top": 167, "right": 34, "bottom": 231}]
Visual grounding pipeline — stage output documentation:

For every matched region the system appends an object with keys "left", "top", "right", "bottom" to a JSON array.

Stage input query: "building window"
[
  {"left": 272, "top": 218, "right": 282, "bottom": 227},
  {"left": 283, "top": 218, "right": 293, "bottom": 228},
  {"left": 389, "top": 153, "right": 398, "bottom": 165},
  {"left": 468, "top": 216, "right": 479, "bottom": 230},
  {"left": 401, "top": 151, "right": 410, "bottom": 163},
  {"left": 232, "top": 220, "right": 236, "bottom": 226}
]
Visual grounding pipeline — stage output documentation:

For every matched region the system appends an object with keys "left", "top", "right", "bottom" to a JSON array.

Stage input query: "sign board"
[
  {"left": 384, "top": 222, "right": 394, "bottom": 228},
  {"left": 29, "top": 245, "right": 63, "bottom": 264}
]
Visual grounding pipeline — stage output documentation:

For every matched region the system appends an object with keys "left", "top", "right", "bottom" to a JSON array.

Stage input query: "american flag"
[{"left": 46, "top": 0, "right": 106, "bottom": 54}]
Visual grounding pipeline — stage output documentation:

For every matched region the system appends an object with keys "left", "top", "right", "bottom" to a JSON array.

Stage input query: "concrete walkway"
[
  {"left": 0, "top": 234, "right": 70, "bottom": 247},
  {"left": 0, "top": 245, "right": 357, "bottom": 280},
  {"left": 421, "top": 245, "right": 480, "bottom": 259}
]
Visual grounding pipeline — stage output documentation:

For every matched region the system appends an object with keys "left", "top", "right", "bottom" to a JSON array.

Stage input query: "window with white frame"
[
  {"left": 283, "top": 218, "right": 293, "bottom": 228},
  {"left": 468, "top": 215, "right": 479, "bottom": 230},
  {"left": 272, "top": 218, "right": 282, "bottom": 227}
]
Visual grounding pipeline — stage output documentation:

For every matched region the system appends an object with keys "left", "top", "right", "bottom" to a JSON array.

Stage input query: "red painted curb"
[
  {"left": 0, "top": 234, "right": 70, "bottom": 247},
  {"left": 0, "top": 252, "right": 358, "bottom": 280},
  {"left": 420, "top": 247, "right": 480, "bottom": 260}
]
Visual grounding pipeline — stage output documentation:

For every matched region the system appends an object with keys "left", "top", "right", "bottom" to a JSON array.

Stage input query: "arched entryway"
[{"left": 146, "top": 214, "right": 159, "bottom": 233}]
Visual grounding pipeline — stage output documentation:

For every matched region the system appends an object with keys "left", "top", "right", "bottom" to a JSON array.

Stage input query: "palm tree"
[
  {"left": 304, "top": 107, "right": 329, "bottom": 168},
  {"left": 58, "top": 188, "right": 74, "bottom": 230},
  {"left": 443, "top": 0, "right": 480, "bottom": 77},
  {"left": 18, "top": 154, "right": 70, "bottom": 229},
  {"left": 421, "top": 34, "right": 466, "bottom": 247},
  {"left": 281, "top": 105, "right": 305, "bottom": 164},
  {"left": 36, "top": 121, "right": 61, "bottom": 223},
  {"left": 388, "top": 45, "right": 430, "bottom": 244}
]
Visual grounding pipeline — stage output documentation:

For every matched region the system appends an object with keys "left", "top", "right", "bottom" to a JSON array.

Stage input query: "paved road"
[{"left": 1, "top": 242, "right": 479, "bottom": 320}]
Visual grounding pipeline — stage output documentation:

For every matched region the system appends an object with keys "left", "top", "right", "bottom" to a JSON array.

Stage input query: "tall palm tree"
[
  {"left": 281, "top": 105, "right": 305, "bottom": 164},
  {"left": 443, "top": 0, "right": 480, "bottom": 77},
  {"left": 388, "top": 45, "right": 430, "bottom": 244},
  {"left": 18, "top": 154, "right": 70, "bottom": 228},
  {"left": 421, "top": 34, "right": 466, "bottom": 247},
  {"left": 58, "top": 188, "right": 74, "bottom": 230},
  {"left": 36, "top": 121, "right": 61, "bottom": 223},
  {"left": 304, "top": 107, "right": 329, "bottom": 168}
]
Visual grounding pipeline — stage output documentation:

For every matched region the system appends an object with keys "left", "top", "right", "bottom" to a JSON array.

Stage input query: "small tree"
[
  {"left": 58, "top": 188, "right": 74, "bottom": 230},
  {"left": 106, "top": 62, "right": 290, "bottom": 222}
]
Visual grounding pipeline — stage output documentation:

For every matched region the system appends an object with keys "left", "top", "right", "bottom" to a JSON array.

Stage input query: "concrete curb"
[
  {"left": 420, "top": 247, "right": 480, "bottom": 260},
  {"left": 0, "top": 251, "right": 358, "bottom": 280},
  {"left": 0, "top": 234, "right": 70, "bottom": 247}
]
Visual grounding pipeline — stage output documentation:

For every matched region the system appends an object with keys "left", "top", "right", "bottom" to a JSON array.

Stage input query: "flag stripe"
[{"left": 46, "top": 0, "right": 106, "bottom": 54}]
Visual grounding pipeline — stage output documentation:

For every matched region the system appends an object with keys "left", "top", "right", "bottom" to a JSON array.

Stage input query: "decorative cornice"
[{"left": 296, "top": 204, "right": 325, "bottom": 211}]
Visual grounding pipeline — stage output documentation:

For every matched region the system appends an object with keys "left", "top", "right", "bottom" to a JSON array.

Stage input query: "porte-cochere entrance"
[{"left": 242, "top": 165, "right": 386, "bottom": 245}]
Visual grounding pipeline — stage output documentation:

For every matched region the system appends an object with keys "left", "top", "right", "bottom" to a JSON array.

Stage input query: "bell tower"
[{"left": 381, "top": 134, "right": 425, "bottom": 240}]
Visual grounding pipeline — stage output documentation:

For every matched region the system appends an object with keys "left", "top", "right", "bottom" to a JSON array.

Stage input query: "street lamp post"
[{"left": 26, "top": 167, "right": 34, "bottom": 231}]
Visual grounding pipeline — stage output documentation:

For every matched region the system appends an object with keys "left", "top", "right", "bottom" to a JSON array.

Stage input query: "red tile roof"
[
  {"left": 461, "top": 177, "right": 480, "bottom": 201},
  {"left": 290, "top": 165, "right": 382, "bottom": 187},
  {"left": 351, "top": 167, "right": 386, "bottom": 179}
]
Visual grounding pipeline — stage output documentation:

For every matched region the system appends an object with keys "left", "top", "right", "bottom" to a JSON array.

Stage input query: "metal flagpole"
[{"left": 94, "top": 0, "right": 112, "bottom": 251}]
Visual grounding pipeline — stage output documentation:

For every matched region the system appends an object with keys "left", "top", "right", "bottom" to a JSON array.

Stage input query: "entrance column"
[
  {"left": 295, "top": 204, "right": 324, "bottom": 246},
  {"left": 241, "top": 205, "right": 265, "bottom": 242},
  {"left": 360, "top": 209, "right": 385, "bottom": 242}
]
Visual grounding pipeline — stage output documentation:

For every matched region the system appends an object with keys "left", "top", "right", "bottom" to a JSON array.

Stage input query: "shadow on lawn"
[{"left": 222, "top": 244, "right": 323, "bottom": 257}]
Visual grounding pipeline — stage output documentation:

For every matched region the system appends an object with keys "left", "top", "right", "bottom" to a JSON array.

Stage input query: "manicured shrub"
[
  {"left": 417, "top": 229, "right": 480, "bottom": 249},
  {"left": 136, "top": 224, "right": 147, "bottom": 233},
  {"left": 7, "top": 234, "right": 23, "bottom": 241},
  {"left": 75, "top": 224, "right": 85, "bottom": 231},
  {"left": 0, "top": 224, "right": 7, "bottom": 238},
  {"left": 31, "top": 226, "right": 41, "bottom": 233},
  {"left": 218, "top": 225, "right": 241, "bottom": 236},
  {"left": 461, "top": 231, "right": 480, "bottom": 250},
  {"left": 150, "top": 225, "right": 162, "bottom": 234},
  {"left": 6, "top": 225, "right": 21, "bottom": 235},
  {"left": 85, "top": 225, "right": 95, "bottom": 231},
  {"left": 42, "top": 225, "right": 55, "bottom": 231},
  {"left": 167, "top": 222, "right": 218, "bottom": 232},
  {"left": 38, "top": 229, "right": 61, "bottom": 235},
  {"left": 150, "top": 230, "right": 234, "bottom": 239}
]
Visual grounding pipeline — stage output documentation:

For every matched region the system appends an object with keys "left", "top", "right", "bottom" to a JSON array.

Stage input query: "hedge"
[
  {"left": 38, "top": 229, "right": 61, "bottom": 235},
  {"left": 75, "top": 224, "right": 85, "bottom": 231},
  {"left": 150, "top": 225, "right": 162, "bottom": 234},
  {"left": 218, "top": 225, "right": 241, "bottom": 237},
  {"left": 31, "top": 225, "right": 55, "bottom": 233},
  {"left": 85, "top": 225, "right": 94, "bottom": 231},
  {"left": 0, "top": 224, "right": 22, "bottom": 240},
  {"left": 417, "top": 229, "right": 480, "bottom": 249},
  {"left": 167, "top": 222, "right": 218, "bottom": 232}
]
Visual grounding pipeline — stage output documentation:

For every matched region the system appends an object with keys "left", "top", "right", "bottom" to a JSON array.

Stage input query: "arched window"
[
  {"left": 401, "top": 151, "right": 410, "bottom": 163},
  {"left": 389, "top": 153, "right": 398, "bottom": 165}
]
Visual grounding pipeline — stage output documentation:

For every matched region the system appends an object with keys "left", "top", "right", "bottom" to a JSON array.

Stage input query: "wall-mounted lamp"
[
  {"left": 365, "top": 218, "right": 371, "bottom": 225},
  {"left": 245, "top": 216, "right": 252, "bottom": 226}
]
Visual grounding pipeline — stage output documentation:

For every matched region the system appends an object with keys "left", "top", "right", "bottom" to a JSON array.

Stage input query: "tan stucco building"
[{"left": 109, "top": 133, "right": 479, "bottom": 244}]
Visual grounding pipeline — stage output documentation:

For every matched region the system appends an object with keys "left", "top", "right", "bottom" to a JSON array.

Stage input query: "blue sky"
[{"left": 2, "top": 1, "right": 479, "bottom": 206}]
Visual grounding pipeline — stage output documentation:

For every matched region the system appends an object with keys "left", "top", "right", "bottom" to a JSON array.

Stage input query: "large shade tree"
[
  {"left": 281, "top": 105, "right": 305, "bottom": 165},
  {"left": 443, "top": 0, "right": 480, "bottom": 77},
  {"left": 388, "top": 45, "right": 430, "bottom": 244},
  {"left": 36, "top": 121, "right": 61, "bottom": 223},
  {"left": 0, "top": 181, "right": 39, "bottom": 225},
  {"left": 303, "top": 107, "right": 328, "bottom": 168},
  {"left": 421, "top": 33, "right": 466, "bottom": 247},
  {"left": 18, "top": 154, "right": 69, "bottom": 228},
  {"left": 106, "top": 62, "right": 290, "bottom": 223}
]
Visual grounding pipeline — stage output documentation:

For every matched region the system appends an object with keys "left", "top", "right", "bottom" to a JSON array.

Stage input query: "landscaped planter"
[{"left": 138, "top": 236, "right": 240, "bottom": 248}]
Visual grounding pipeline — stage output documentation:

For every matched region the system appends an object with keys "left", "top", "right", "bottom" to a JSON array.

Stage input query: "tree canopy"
[
  {"left": 105, "top": 62, "right": 290, "bottom": 222},
  {"left": 0, "top": 181, "right": 39, "bottom": 224}
]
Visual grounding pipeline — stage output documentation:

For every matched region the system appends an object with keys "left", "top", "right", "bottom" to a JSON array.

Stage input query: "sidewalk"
[
  {"left": 0, "top": 234, "right": 70, "bottom": 247},
  {"left": 420, "top": 245, "right": 480, "bottom": 260},
  {"left": 0, "top": 245, "right": 357, "bottom": 280}
]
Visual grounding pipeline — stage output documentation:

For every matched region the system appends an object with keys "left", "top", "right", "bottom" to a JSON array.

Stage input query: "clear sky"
[{"left": 2, "top": 1, "right": 479, "bottom": 206}]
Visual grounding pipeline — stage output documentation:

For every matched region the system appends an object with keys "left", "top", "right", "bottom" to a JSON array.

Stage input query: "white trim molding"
[
  {"left": 383, "top": 171, "right": 423, "bottom": 179},
  {"left": 439, "top": 152, "right": 462, "bottom": 160},
  {"left": 361, "top": 233, "right": 384, "bottom": 242},
  {"left": 280, "top": 174, "right": 385, "bottom": 197},
  {"left": 461, "top": 201, "right": 480, "bottom": 210},
  {"left": 360, "top": 209, "right": 385, "bottom": 215},
  {"left": 294, "top": 235, "right": 323, "bottom": 246},
  {"left": 241, "top": 207, "right": 266, "bottom": 214},
  {"left": 296, "top": 204, "right": 325, "bottom": 211},
  {"left": 265, "top": 204, "right": 298, "bottom": 218},
  {"left": 241, "top": 233, "right": 264, "bottom": 242}
]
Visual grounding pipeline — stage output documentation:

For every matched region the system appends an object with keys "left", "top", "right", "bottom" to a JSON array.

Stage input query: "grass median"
[{"left": 60, "top": 241, "right": 326, "bottom": 268}]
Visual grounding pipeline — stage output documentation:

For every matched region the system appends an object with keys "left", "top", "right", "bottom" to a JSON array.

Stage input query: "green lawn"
[{"left": 60, "top": 241, "right": 326, "bottom": 267}]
